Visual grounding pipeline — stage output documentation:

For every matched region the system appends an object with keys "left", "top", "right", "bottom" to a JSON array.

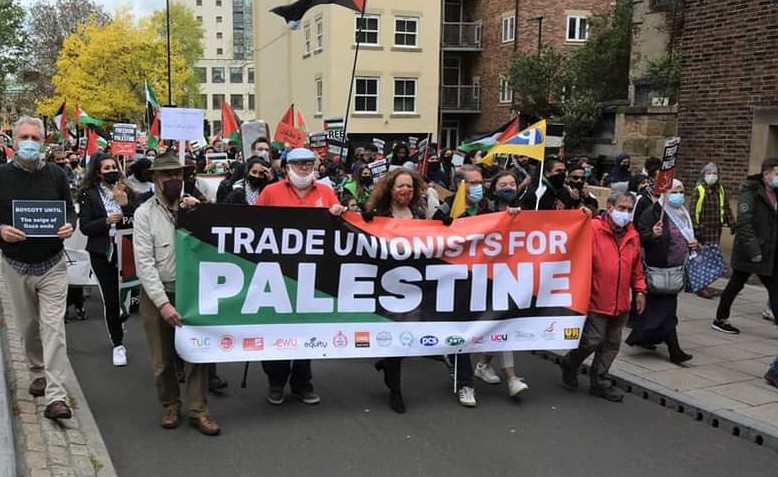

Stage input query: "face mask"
[
  {"left": 246, "top": 175, "right": 265, "bottom": 189},
  {"left": 495, "top": 187, "right": 518, "bottom": 203},
  {"left": 287, "top": 167, "right": 315, "bottom": 189},
  {"left": 770, "top": 176, "right": 778, "bottom": 189},
  {"left": 548, "top": 172, "right": 566, "bottom": 189},
  {"left": 17, "top": 140, "right": 41, "bottom": 162},
  {"left": 360, "top": 176, "right": 373, "bottom": 187},
  {"left": 103, "top": 171, "right": 121, "bottom": 185},
  {"left": 393, "top": 189, "right": 413, "bottom": 206},
  {"left": 569, "top": 180, "right": 584, "bottom": 190},
  {"left": 255, "top": 150, "right": 270, "bottom": 160},
  {"left": 584, "top": 167, "right": 593, "bottom": 178},
  {"left": 161, "top": 179, "right": 183, "bottom": 203},
  {"left": 620, "top": 163, "right": 630, "bottom": 171},
  {"left": 668, "top": 193, "right": 685, "bottom": 208},
  {"left": 610, "top": 209, "right": 632, "bottom": 228},
  {"left": 467, "top": 184, "right": 484, "bottom": 203},
  {"left": 704, "top": 174, "right": 718, "bottom": 186}
]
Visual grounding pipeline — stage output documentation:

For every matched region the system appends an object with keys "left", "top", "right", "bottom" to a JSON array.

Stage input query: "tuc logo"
[
  {"left": 219, "top": 335, "right": 235, "bottom": 351},
  {"left": 355, "top": 331, "right": 371, "bottom": 348},
  {"left": 190, "top": 337, "right": 210, "bottom": 350},
  {"left": 242, "top": 337, "right": 265, "bottom": 352},
  {"left": 273, "top": 338, "right": 298, "bottom": 349},
  {"left": 491, "top": 334, "right": 508, "bottom": 342},
  {"left": 420, "top": 335, "right": 439, "bottom": 346},
  {"left": 564, "top": 328, "right": 581, "bottom": 340}
]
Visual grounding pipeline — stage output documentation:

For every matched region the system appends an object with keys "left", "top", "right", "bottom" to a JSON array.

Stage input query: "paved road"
[{"left": 67, "top": 297, "right": 778, "bottom": 477}]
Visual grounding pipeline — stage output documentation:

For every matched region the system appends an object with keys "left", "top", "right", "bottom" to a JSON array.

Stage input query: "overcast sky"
[{"left": 91, "top": 0, "right": 162, "bottom": 18}]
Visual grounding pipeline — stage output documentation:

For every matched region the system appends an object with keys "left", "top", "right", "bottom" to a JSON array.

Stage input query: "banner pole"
[{"left": 341, "top": 0, "right": 368, "bottom": 148}]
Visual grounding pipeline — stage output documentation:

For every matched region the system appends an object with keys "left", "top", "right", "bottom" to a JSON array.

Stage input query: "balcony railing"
[
  {"left": 441, "top": 22, "right": 482, "bottom": 50},
  {"left": 440, "top": 85, "right": 481, "bottom": 112}
]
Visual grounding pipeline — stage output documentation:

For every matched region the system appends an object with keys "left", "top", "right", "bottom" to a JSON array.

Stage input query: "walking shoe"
[
  {"left": 559, "top": 361, "right": 579, "bottom": 389},
  {"left": 160, "top": 407, "right": 181, "bottom": 429},
  {"left": 29, "top": 377, "right": 46, "bottom": 397},
  {"left": 112, "top": 345, "right": 127, "bottom": 367},
  {"left": 44, "top": 400, "right": 72, "bottom": 419},
  {"left": 75, "top": 307, "right": 87, "bottom": 321},
  {"left": 208, "top": 374, "right": 229, "bottom": 391},
  {"left": 267, "top": 387, "right": 285, "bottom": 405},
  {"left": 291, "top": 389, "right": 321, "bottom": 405},
  {"left": 474, "top": 362, "right": 501, "bottom": 384},
  {"left": 669, "top": 352, "right": 694, "bottom": 365},
  {"left": 507, "top": 377, "right": 529, "bottom": 397},
  {"left": 763, "top": 306, "right": 775, "bottom": 322},
  {"left": 765, "top": 370, "right": 778, "bottom": 389},
  {"left": 458, "top": 386, "right": 477, "bottom": 407},
  {"left": 189, "top": 415, "right": 221, "bottom": 436},
  {"left": 712, "top": 320, "right": 740, "bottom": 334},
  {"left": 589, "top": 386, "right": 624, "bottom": 403}
]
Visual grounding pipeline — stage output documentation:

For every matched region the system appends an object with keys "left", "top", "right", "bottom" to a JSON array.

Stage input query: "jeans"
[{"left": 262, "top": 360, "right": 313, "bottom": 393}]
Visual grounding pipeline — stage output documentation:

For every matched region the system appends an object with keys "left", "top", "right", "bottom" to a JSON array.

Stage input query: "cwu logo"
[{"left": 508, "top": 127, "right": 544, "bottom": 146}]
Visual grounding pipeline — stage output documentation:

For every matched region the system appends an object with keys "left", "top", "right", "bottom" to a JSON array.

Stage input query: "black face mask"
[
  {"left": 246, "top": 175, "right": 265, "bottom": 189},
  {"left": 548, "top": 172, "right": 566, "bottom": 189},
  {"left": 569, "top": 180, "right": 584, "bottom": 191},
  {"left": 162, "top": 179, "right": 183, "bottom": 203},
  {"left": 102, "top": 171, "right": 121, "bottom": 185},
  {"left": 620, "top": 163, "right": 630, "bottom": 171},
  {"left": 56, "top": 162, "right": 67, "bottom": 169},
  {"left": 360, "top": 176, "right": 373, "bottom": 187}
]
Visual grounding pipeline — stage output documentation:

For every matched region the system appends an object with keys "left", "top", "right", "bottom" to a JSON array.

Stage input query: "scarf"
[{"left": 659, "top": 196, "right": 695, "bottom": 243}]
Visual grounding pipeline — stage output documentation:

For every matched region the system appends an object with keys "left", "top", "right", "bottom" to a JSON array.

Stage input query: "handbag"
[
  {"left": 645, "top": 264, "right": 686, "bottom": 295},
  {"left": 685, "top": 243, "right": 727, "bottom": 293}
]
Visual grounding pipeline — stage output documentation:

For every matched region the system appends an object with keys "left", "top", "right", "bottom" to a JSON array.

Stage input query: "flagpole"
[
  {"left": 342, "top": 0, "right": 368, "bottom": 163},
  {"left": 165, "top": 0, "right": 173, "bottom": 105}
]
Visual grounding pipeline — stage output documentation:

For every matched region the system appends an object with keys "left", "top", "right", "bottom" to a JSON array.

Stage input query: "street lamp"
[{"left": 529, "top": 15, "right": 543, "bottom": 54}]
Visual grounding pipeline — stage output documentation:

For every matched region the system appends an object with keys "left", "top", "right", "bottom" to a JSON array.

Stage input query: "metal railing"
[
  {"left": 441, "top": 22, "right": 482, "bottom": 50},
  {"left": 440, "top": 85, "right": 481, "bottom": 112}
]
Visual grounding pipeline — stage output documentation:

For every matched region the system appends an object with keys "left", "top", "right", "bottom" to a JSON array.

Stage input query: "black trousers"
[
  {"left": 716, "top": 269, "right": 778, "bottom": 323},
  {"left": 90, "top": 251, "right": 123, "bottom": 346},
  {"left": 262, "top": 360, "right": 313, "bottom": 392}
]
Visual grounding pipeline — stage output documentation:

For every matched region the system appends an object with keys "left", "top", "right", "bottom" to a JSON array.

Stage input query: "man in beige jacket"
[{"left": 133, "top": 152, "right": 220, "bottom": 436}]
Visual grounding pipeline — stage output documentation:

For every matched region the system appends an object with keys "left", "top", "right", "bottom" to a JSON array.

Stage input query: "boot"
[
  {"left": 666, "top": 329, "right": 693, "bottom": 365},
  {"left": 375, "top": 359, "right": 406, "bottom": 413}
]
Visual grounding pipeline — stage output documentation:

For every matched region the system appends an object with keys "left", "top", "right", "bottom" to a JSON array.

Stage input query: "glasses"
[{"left": 289, "top": 161, "right": 314, "bottom": 169}]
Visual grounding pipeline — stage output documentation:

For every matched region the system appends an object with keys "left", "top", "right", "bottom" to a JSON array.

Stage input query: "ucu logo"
[{"left": 491, "top": 334, "right": 508, "bottom": 342}]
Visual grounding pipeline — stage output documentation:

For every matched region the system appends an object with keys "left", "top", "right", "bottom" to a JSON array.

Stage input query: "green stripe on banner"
[{"left": 176, "top": 230, "right": 391, "bottom": 326}]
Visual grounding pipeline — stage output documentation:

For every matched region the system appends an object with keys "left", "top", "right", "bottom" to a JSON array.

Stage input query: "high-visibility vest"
[{"left": 694, "top": 184, "right": 726, "bottom": 225}]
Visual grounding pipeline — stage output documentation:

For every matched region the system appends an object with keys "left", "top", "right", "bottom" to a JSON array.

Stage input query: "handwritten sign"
[
  {"left": 160, "top": 107, "right": 205, "bottom": 141},
  {"left": 274, "top": 122, "right": 307, "bottom": 148},
  {"left": 12, "top": 200, "right": 66, "bottom": 237},
  {"left": 655, "top": 137, "right": 680, "bottom": 194}
]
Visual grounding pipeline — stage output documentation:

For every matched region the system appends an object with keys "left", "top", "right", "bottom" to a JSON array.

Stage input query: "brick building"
[
  {"left": 439, "top": 0, "right": 613, "bottom": 147},
  {"left": 677, "top": 1, "right": 778, "bottom": 191}
]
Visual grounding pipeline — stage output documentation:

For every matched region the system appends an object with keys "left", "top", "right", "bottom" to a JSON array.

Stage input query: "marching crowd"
[{"left": 1, "top": 116, "right": 777, "bottom": 437}]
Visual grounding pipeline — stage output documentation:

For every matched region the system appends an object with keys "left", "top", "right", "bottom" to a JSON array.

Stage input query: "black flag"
[{"left": 271, "top": 0, "right": 365, "bottom": 24}]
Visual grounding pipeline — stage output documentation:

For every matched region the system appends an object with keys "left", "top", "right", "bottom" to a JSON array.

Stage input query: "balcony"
[
  {"left": 440, "top": 85, "right": 481, "bottom": 113},
  {"left": 441, "top": 22, "right": 482, "bottom": 51}
]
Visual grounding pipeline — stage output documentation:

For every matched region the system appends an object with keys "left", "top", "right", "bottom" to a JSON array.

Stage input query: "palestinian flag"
[
  {"left": 221, "top": 101, "right": 242, "bottom": 147},
  {"left": 458, "top": 117, "right": 519, "bottom": 154},
  {"left": 271, "top": 0, "right": 365, "bottom": 25},
  {"left": 85, "top": 126, "right": 101, "bottom": 156},
  {"left": 273, "top": 104, "right": 307, "bottom": 149},
  {"left": 145, "top": 80, "right": 161, "bottom": 150},
  {"left": 53, "top": 101, "right": 69, "bottom": 143},
  {"left": 75, "top": 105, "right": 104, "bottom": 126}
]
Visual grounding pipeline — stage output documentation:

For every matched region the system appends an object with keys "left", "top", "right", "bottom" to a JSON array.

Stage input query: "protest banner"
[
  {"left": 12, "top": 200, "right": 66, "bottom": 237},
  {"left": 174, "top": 205, "right": 591, "bottom": 363},
  {"left": 111, "top": 123, "right": 137, "bottom": 156},
  {"left": 655, "top": 137, "right": 680, "bottom": 194}
]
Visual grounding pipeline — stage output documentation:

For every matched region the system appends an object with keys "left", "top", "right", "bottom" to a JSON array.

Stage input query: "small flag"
[
  {"left": 450, "top": 179, "right": 467, "bottom": 219},
  {"left": 86, "top": 126, "right": 100, "bottom": 156},
  {"left": 53, "top": 101, "right": 69, "bottom": 143},
  {"left": 221, "top": 101, "right": 242, "bottom": 145},
  {"left": 296, "top": 108, "right": 308, "bottom": 132},
  {"left": 481, "top": 119, "right": 547, "bottom": 166},
  {"left": 75, "top": 105, "right": 103, "bottom": 126},
  {"left": 458, "top": 117, "right": 519, "bottom": 154},
  {"left": 145, "top": 80, "right": 161, "bottom": 150}
]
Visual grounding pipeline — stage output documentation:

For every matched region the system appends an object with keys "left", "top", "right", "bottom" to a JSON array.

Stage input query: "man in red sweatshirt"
[{"left": 559, "top": 190, "right": 647, "bottom": 402}]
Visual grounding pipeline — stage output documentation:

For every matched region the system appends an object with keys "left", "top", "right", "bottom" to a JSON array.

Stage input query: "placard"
[
  {"left": 205, "top": 153, "right": 230, "bottom": 175},
  {"left": 160, "top": 107, "right": 205, "bottom": 141},
  {"left": 12, "top": 200, "right": 66, "bottom": 238},
  {"left": 274, "top": 122, "right": 307, "bottom": 148},
  {"left": 367, "top": 159, "right": 388, "bottom": 179},
  {"left": 241, "top": 121, "right": 271, "bottom": 159},
  {"left": 655, "top": 137, "right": 680, "bottom": 194},
  {"left": 111, "top": 123, "right": 137, "bottom": 156}
]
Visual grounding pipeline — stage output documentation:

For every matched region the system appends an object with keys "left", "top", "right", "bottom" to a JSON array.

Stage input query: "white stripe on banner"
[{"left": 174, "top": 316, "right": 585, "bottom": 363}]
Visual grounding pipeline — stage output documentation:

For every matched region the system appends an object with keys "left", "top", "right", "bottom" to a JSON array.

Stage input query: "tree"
[
  {"left": 646, "top": 50, "right": 683, "bottom": 103},
  {"left": 0, "top": 0, "right": 28, "bottom": 87},
  {"left": 507, "top": 45, "right": 569, "bottom": 120},
  {"left": 26, "top": 0, "right": 111, "bottom": 99},
  {"left": 36, "top": 12, "right": 195, "bottom": 125}
]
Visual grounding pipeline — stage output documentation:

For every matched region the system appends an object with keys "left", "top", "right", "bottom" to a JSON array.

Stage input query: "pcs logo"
[
  {"left": 420, "top": 335, "right": 439, "bottom": 347},
  {"left": 564, "top": 328, "right": 581, "bottom": 340}
]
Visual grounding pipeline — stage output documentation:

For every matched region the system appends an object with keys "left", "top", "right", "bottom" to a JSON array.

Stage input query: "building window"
[
  {"left": 247, "top": 67, "right": 255, "bottom": 83},
  {"left": 196, "top": 0, "right": 202, "bottom": 6},
  {"left": 315, "top": 78, "right": 323, "bottom": 114},
  {"left": 355, "top": 77, "right": 379, "bottom": 113},
  {"left": 499, "top": 77, "right": 513, "bottom": 104},
  {"left": 230, "top": 67, "right": 243, "bottom": 83},
  {"left": 212, "top": 67, "right": 225, "bottom": 83},
  {"left": 355, "top": 14, "right": 379, "bottom": 45},
  {"left": 394, "top": 17, "right": 418, "bottom": 47},
  {"left": 315, "top": 17, "right": 324, "bottom": 51},
  {"left": 304, "top": 23, "right": 311, "bottom": 55},
  {"left": 216, "top": 32, "right": 223, "bottom": 39},
  {"left": 393, "top": 78, "right": 416, "bottom": 113},
  {"left": 194, "top": 67, "right": 207, "bottom": 83},
  {"left": 216, "top": 48, "right": 223, "bottom": 55},
  {"left": 230, "top": 94, "right": 244, "bottom": 110},
  {"left": 501, "top": 15, "right": 515, "bottom": 43},
  {"left": 248, "top": 94, "right": 255, "bottom": 111},
  {"left": 566, "top": 16, "right": 588, "bottom": 42},
  {"left": 212, "top": 94, "right": 224, "bottom": 110},
  {"left": 216, "top": 0, "right": 222, "bottom": 5},
  {"left": 198, "top": 94, "right": 207, "bottom": 109},
  {"left": 196, "top": 16, "right": 202, "bottom": 22},
  {"left": 216, "top": 16, "right": 223, "bottom": 23}
]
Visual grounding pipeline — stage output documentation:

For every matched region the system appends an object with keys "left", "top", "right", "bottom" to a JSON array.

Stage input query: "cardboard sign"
[
  {"left": 160, "top": 107, "right": 205, "bottom": 141},
  {"left": 112, "top": 123, "right": 137, "bottom": 156},
  {"left": 327, "top": 139, "right": 348, "bottom": 163},
  {"left": 367, "top": 159, "right": 388, "bottom": 179},
  {"left": 655, "top": 137, "right": 680, "bottom": 194},
  {"left": 12, "top": 200, "right": 66, "bottom": 237},
  {"left": 274, "top": 122, "right": 307, "bottom": 148},
  {"left": 241, "top": 121, "right": 271, "bottom": 158}
]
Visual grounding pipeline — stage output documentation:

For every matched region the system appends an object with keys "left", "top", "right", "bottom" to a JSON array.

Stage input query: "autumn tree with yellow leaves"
[{"left": 37, "top": 6, "right": 203, "bottom": 126}]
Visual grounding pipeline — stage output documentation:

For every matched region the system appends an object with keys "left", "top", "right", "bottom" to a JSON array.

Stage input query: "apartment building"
[
  {"left": 177, "top": 0, "right": 257, "bottom": 136},
  {"left": 254, "top": 0, "right": 441, "bottom": 147}
]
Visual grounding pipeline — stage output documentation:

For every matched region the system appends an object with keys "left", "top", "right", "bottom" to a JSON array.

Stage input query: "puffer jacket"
[{"left": 731, "top": 174, "right": 778, "bottom": 275}]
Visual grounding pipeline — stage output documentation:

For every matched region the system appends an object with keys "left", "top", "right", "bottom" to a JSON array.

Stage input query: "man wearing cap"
[
  {"left": 133, "top": 152, "right": 221, "bottom": 436},
  {"left": 256, "top": 147, "right": 346, "bottom": 405}
]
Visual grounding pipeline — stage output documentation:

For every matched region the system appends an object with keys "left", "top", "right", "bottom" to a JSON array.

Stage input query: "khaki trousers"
[
  {"left": 1, "top": 258, "right": 69, "bottom": 404},
  {"left": 139, "top": 289, "right": 208, "bottom": 417},
  {"left": 563, "top": 312, "right": 628, "bottom": 389}
]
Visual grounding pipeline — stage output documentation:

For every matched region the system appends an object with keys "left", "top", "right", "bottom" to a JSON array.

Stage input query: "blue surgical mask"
[
  {"left": 17, "top": 140, "right": 42, "bottom": 162},
  {"left": 771, "top": 176, "right": 778, "bottom": 189},
  {"left": 495, "top": 187, "right": 518, "bottom": 204},
  {"left": 610, "top": 209, "right": 632, "bottom": 228},
  {"left": 668, "top": 193, "right": 685, "bottom": 208},
  {"left": 468, "top": 184, "right": 484, "bottom": 203}
]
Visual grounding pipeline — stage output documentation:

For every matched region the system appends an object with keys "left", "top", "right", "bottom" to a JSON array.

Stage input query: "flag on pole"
[
  {"left": 145, "top": 80, "right": 161, "bottom": 150},
  {"left": 273, "top": 104, "right": 307, "bottom": 149},
  {"left": 296, "top": 108, "right": 308, "bottom": 132},
  {"left": 86, "top": 126, "right": 100, "bottom": 156},
  {"left": 74, "top": 105, "right": 104, "bottom": 126},
  {"left": 457, "top": 117, "right": 519, "bottom": 154},
  {"left": 221, "top": 101, "right": 242, "bottom": 145},
  {"left": 450, "top": 179, "right": 468, "bottom": 219},
  {"left": 271, "top": 0, "right": 366, "bottom": 25},
  {"left": 481, "top": 119, "right": 547, "bottom": 166},
  {"left": 53, "top": 101, "right": 69, "bottom": 143}
]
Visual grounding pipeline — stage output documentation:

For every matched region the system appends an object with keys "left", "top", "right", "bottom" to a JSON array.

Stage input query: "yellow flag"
[
  {"left": 450, "top": 179, "right": 467, "bottom": 219},
  {"left": 482, "top": 119, "right": 547, "bottom": 166}
]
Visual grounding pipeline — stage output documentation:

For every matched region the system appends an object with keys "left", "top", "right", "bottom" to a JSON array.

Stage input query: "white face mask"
[
  {"left": 704, "top": 174, "right": 718, "bottom": 186},
  {"left": 287, "top": 167, "right": 315, "bottom": 189},
  {"left": 610, "top": 209, "right": 632, "bottom": 228}
]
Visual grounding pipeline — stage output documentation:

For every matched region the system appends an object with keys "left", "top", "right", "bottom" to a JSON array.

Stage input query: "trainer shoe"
[
  {"left": 712, "top": 320, "right": 740, "bottom": 334},
  {"left": 458, "top": 386, "right": 477, "bottom": 407},
  {"left": 267, "top": 387, "right": 285, "bottom": 405},
  {"left": 508, "top": 377, "right": 529, "bottom": 397},
  {"left": 559, "top": 361, "right": 579, "bottom": 389},
  {"left": 112, "top": 345, "right": 127, "bottom": 367},
  {"left": 765, "top": 370, "right": 778, "bottom": 389},
  {"left": 291, "top": 389, "right": 321, "bottom": 405},
  {"left": 474, "top": 362, "right": 501, "bottom": 384},
  {"left": 763, "top": 306, "right": 775, "bottom": 322}
]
